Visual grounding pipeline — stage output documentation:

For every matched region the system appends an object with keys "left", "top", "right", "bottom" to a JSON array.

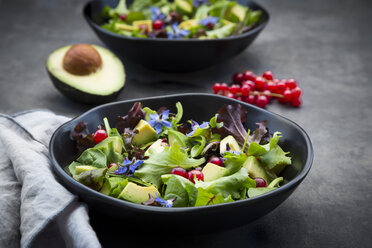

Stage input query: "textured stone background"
[{"left": 0, "top": 0, "right": 371, "bottom": 247}]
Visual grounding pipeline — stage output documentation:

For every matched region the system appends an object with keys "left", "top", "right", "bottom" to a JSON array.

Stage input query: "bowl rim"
[
  {"left": 49, "top": 93, "right": 313, "bottom": 213},
  {"left": 82, "top": 0, "right": 270, "bottom": 43}
]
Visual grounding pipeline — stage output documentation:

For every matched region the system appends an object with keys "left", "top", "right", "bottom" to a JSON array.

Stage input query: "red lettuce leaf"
[
  {"left": 71, "top": 122, "right": 95, "bottom": 152},
  {"left": 248, "top": 121, "right": 268, "bottom": 144},
  {"left": 116, "top": 102, "right": 145, "bottom": 133}
]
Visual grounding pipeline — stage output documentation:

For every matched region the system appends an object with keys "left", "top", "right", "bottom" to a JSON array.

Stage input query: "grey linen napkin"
[{"left": 0, "top": 110, "right": 101, "bottom": 248}]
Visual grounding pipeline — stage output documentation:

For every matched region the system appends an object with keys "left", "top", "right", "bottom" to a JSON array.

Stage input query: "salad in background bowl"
[
  {"left": 50, "top": 94, "right": 313, "bottom": 231},
  {"left": 83, "top": 0, "right": 269, "bottom": 72}
]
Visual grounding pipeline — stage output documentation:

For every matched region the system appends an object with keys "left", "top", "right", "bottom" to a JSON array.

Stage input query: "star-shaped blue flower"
[
  {"left": 115, "top": 158, "right": 144, "bottom": 175},
  {"left": 148, "top": 110, "right": 172, "bottom": 134},
  {"left": 150, "top": 6, "right": 165, "bottom": 21},
  {"left": 167, "top": 22, "right": 190, "bottom": 39},
  {"left": 193, "top": 0, "right": 210, "bottom": 7},
  {"left": 155, "top": 193, "right": 175, "bottom": 208},
  {"left": 200, "top": 16, "right": 219, "bottom": 26},
  {"left": 186, "top": 121, "right": 209, "bottom": 137}
]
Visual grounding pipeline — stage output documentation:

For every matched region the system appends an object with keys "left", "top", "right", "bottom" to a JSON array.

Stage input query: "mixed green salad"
[
  {"left": 67, "top": 102, "right": 291, "bottom": 208},
  {"left": 101, "top": 0, "right": 263, "bottom": 39}
]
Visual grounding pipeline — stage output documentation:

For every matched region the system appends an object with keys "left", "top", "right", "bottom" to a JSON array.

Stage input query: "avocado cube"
[
  {"left": 220, "top": 135, "right": 241, "bottom": 154},
  {"left": 227, "top": 4, "right": 247, "bottom": 23},
  {"left": 202, "top": 163, "right": 229, "bottom": 182},
  {"left": 175, "top": 0, "right": 193, "bottom": 16},
  {"left": 133, "top": 120, "right": 157, "bottom": 146},
  {"left": 118, "top": 182, "right": 160, "bottom": 204},
  {"left": 243, "top": 156, "right": 272, "bottom": 184}
]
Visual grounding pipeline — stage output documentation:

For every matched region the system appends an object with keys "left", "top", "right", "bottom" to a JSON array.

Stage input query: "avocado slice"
[
  {"left": 202, "top": 163, "right": 229, "bottom": 182},
  {"left": 75, "top": 165, "right": 97, "bottom": 175},
  {"left": 175, "top": 0, "right": 193, "bottom": 16},
  {"left": 133, "top": 20, "right": 153, "bottom": 32},
  {"left": 46, "top": 44, "right": 125, "bottom": 104},
  {"left": 144, "top": 139, "right": 165, "bottom": 156},
  {"left": 227, "top": 4, "right": 247, "bottom": 23},
  {"left": 243, "top": 156, "right": 272, "bottom": 184},
  {"left": 133, "top": 120, "right": 157, "bottom": 146},
  {"left": 118, "top": 182, "right": 160, "bottom": 204},
  {"left": 220, "top": 135, "right": 241, "bottom": 154}
]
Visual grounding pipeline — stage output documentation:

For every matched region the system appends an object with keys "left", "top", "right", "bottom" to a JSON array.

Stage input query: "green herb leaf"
[{"left": 162, "top": 174, "right": 197, "bottom": 207}]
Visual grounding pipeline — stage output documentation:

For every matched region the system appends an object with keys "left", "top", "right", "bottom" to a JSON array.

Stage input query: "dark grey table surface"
[{"left": 1, "top": 0, "right": 371, "bottom": 247}]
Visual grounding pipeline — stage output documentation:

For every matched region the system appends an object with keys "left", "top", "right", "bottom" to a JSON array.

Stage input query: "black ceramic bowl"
[
  {"left": 50, "top": 93, "right": 313, "bottom": 232},
  {"left": 83, "top": 0, "right": 269, "bottom": 72}
]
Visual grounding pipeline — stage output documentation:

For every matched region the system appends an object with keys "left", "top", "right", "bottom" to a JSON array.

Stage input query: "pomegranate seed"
[
  {"left": 119, "top": 14, "right": 126, "bottom": 21},
  {"left": 255, "top": 177, "right": 267, "bottom": 187},
  {"left": 292, "top": 87, "right": 303, "bottom": 99},
  {"left": 188, "top": 170, "right": 204, "bottom": 183},
  {"left": 232, "top": 73, "right": 244, "bottom": 84},
  {"left": 209, "top": 156, "right": 223, "bottom": 166},
  {"left": 266, "top": 81, "right": 277, "bottom": 92},
  {"left": 262, "top": 71, "right": 274, "bottom": 81},
  {"left": 220, "top": 83, "right": 229, "bottom": 91},
  {"left": 276, "top": 81, "right": 286, "bottom": 93},
  {"left": 256, "top": 95, "right": 269, "bottom": 108},
  {"left": 291, "top": 97, "right": 302, "bottom": 107},
  {"left": 212, "top": 83, "right": 222, "bottom": 93},
  {"left": 283, "top": 89, "right": 293, "bottom": 102},
  {"left": 229, "top": 84, "right": 241, "bottom": 94},
  {"left": 286, "top": 78, "right": 298, "bottom": 89},
  {"left": 254, "top": 76, "right": 266, "bottom": 91},
  {"left": 241, "top": 85, "right": 251, "bottom": 96},
  {"left": 243, "top": 71, "right": 255, "bottom": 81},
  {"left": 153, "top": 20, "right": 163, "bottom": 30},
  {"left": 93, "top": 129, "right": 108, "bottom": 144},
  {"left": 171, "top": 167, "right": 188, "bottom": 178},
  {"left": 245, "top": 94, "right": 256, "bottom": 104}
]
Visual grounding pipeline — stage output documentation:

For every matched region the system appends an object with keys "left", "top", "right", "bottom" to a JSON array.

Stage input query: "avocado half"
[{"left": 46, "top": 44, "right": 125, "bottom": 104}]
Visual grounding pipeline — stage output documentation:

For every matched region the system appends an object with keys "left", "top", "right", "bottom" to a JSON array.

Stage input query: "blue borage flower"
[
  {"left": 186, "top": 121, "right": 209, "bottom": 137},
  {"left": 200, "top": 16, "right": 219, "bottom": 26},
  {"left": 150, "top": 6, "right": 165, "bottom": 21},
  {"left": 148, "top": 110, "right": 172, "bottom": 134},
  {"left": 155, "top": 193, "right": 175, "bottom": 208},
  {"left": 167, "top": 22, "right": 190, "bottom": 39},
  {"left": 115, "top": 158, "right": 144, "bottom": 175},
  {"left": 193, "top": 0, "right": 210, "bottom": 7}
]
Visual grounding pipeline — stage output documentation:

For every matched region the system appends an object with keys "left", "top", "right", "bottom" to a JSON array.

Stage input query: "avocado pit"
[{"left": 63, "top": 44, "right": 102, "bottom": 76}]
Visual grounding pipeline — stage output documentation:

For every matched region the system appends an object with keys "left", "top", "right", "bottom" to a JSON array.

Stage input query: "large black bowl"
[
  {"left": 83, "top": 0, "right": 269, "bottom": 72},
  {"left": 49, "top": 93, "right": 313, "bottom": 232}
]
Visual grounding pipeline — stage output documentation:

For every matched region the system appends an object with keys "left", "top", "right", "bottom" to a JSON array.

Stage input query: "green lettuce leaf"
[
  {"left": 74, "top": 168, "right": 107, "bottom": 191},
  {"left": 190, "top": 135, "right": 207, "bottom": 158},
  {"left": 171, "top": 102, "right": 183, "bottom": 127},
  {"left": 161, "top": 174, "right": 197, "bottom": 207},
  {"left": 247, "top": 177, "right": 283, "bottom": 198},
  {"left": 76, "top": 148, "right": 107, "bottom": 168},
  {"left": 223, "top": 151, "right": 248, "bottom": 175},
  {"left": 206, "top": 23, "right": 236, "bottom": 38}
]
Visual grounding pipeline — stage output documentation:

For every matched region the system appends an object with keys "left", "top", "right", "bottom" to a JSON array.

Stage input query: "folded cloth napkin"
[{"left": 0, "top": 110, "right": 101, "bottom": 248}]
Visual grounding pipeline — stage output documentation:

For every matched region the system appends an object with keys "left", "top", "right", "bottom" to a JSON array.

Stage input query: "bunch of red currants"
[{"left": 212, "top": 70, "right": 303, "bottom": 108}]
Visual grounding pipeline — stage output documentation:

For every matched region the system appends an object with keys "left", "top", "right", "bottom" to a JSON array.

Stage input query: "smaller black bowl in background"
[
  {"left": 83, "top": 0, "right": 269, "bottom": 72},
  {"left": 49, "top": 93, "right": 313, "bottom": 233}
]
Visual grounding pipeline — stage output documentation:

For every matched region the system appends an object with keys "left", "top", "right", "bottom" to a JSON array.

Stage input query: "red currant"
[
  {"left": 266, "top": 81, "right": 277, "bottom": 92},
  {"left": 236, "top": 96, "right": 243, "bottom": 101},
  {"left": 262, "top": 71, "right": 274, "bottom": 81},
  {"left": 188, "top": 170, "right": 204, "bottom": 183},
  {"left": 119, "top": 14, "right": 126, "bottom": 21},
  {"left": 220, "top": 83, "right": 229, "bottom": 92},
  {"left": 291, "top": 97, "right": 302, "bottom": 107},
  {"left": 245, "top": 95, "right": 256, "bottom": 104},
  {"left": 286, "top": 78, "right": 298, "bottom": 89},
  {"left": 243, "top": 70, "right": 255, "bottom": 81},
  {"left": 241, "top": 85, "right": 251, "bottom": 96},
  {"left": 212, "top": 83, "right": 222, "bottom": 93},
  {"left": 206, "top": 23, "right": 214, "bottom": 30},
  {"left": 153, "top": 20, "right": 163, "bottom": 30},
  {"left": 171, "top": 167, "right": 188, "bottom": 178},
  {"left": 229, "top": 84, "right": 241, "bottom": 94},
  {"left": 139, "top": 24, "right": 149, "bottom": 34},
  {"left": 292, "top": 87, "right": 302, "bottom": 99},
  {"left": 93, "top": 129, "right": 108, "bottom": 144},
  {"left": 225, "top": 92, "right": 235, "bottom": 99},
  {"left": 276, "top": 81, "right": 286, "bottom": 93},
  {"left": 255, "top": 177, "right": 267, "bottom": 187},
  {"left": 232, "top": 73, "right": 244, "bottom": 84},
  {"left": 254, "top": 76, "right": 266, "bottom": 91},
  {"left": 256, "top": 95, "right": 269, "bottom": 108},
  {"left": 283, "top": 89, "right": 292, "bottom": 102},
  {"left": 108, "top": 163, "right": 118, "bottom": 169},
  {"left": 209, "top": 156, "right": 223, "bottom": 166},
  {"left": 242, "top": 80, "right": 255, "bottom": 91},
  {"left": 263, "top": 90, "right": 272, "bottom": 101}
]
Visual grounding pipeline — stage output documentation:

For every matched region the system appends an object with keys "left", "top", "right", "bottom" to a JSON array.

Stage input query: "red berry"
[
  {"left": 245, "top": 94, "right": 256, "bottom": 104},
  {"left": 236, "top": 96, "right": 243, "bottom": 101},
  {"left": 220, "top": 83, "right": 229, "bottom": 91},
  {"left": 206, "top": 23, "right": 214, "bottom": 30},
  {"left": 229, "top": 84, "right": 241, "bottom": 94},
  {"left": 108, "top": 163, "right": 118, "bottom": 169},
  {"left": 188, "top": 170, "right": 204, "bottom": 183},
  {"left": 242, "top": 80, "right": 255, "bottom": 91},
  {"left": 276, "top": 81, "right": 286, "bottom": 93},
  {"left": 171, "top": 167, "right": 189, "bottom": 178},
  {"left": 254, "top": 76, "right": 266, "bottom": 91},
  {"left": 263, "top": 90, "right": 272, "bottom": 101},
  {"left": 255, "top": 177, "right": 267, "bottom": 187},
  {"left": 212, "top": 83, "right": 222, "bottom": 93},
  {"left": 286, "top": 78, "right": 298, "bottom": 89},
  {"left": 93, "top": 129, "right": 108, "bottom": 144},
  {"left": 266, "top": 81, "right": 277, "bottom": 92},
  {"left": 119, "top": 14, "right": 126, "bottom": 21},
  {"left": 153, "top": 20, "right": 163, "bottom": 30},
  {"left": 291, "top": 97, "right": 302, "bottom": 107},
  {"left": 241, "top": 85, "right": 251, "bottom": 96},
  {"left": 209, "top": 156, "right": 223, "bottom": 166},
  {"left": 262, "top": 71, "right": 274, "bottom": 81},
  {"left": 225, "top": 92, "right": 235, "bottom": 99},
  {"left": 256, "top": 95, "right": 269, "bottom": 108},
  {"left": 283, "top": 89, "right": 292, "bottom": 102},
  {"left": 139, "top": 24, "right": 149, "bottom": 34},
  {"left": 243, "top": 70, "right": 255, "bottom": 81},
  {"left": 232, "top": 73, "right": 244, "bottom": 84},
  {"left": 292, "top": 87, "right": 302, "bottom": 99}
]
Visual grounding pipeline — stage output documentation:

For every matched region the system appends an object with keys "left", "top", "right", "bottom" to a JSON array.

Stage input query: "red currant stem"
[{"left": 250, "top": 91, "right": 284, "bottom": 98}]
